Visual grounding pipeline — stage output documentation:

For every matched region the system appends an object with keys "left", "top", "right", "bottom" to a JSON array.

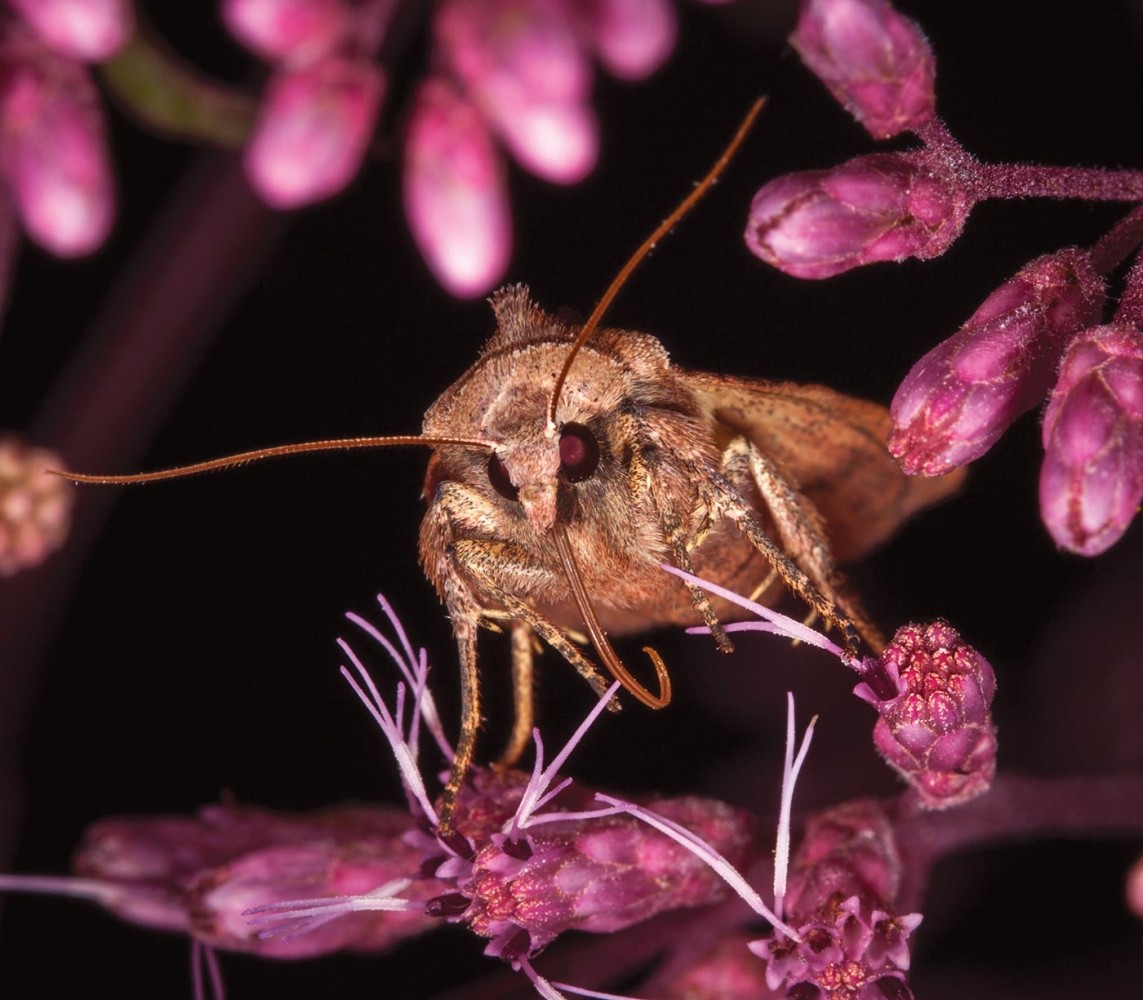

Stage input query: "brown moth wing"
[{"left": 686, "top": 371, "right": 965, "bottom": 561}]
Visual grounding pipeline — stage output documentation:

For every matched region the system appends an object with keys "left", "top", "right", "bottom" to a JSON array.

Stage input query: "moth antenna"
[
  {"left": 554, "top": 526, "right": 671, "bottom": 709},
  {"left": 50, "top": 435, "right": 496, "bottom": 484},
  {"left": 545, "top": 97, "right": 766, "bottom": 430}
]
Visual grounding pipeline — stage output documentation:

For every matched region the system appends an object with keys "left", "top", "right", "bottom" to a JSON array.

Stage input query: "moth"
[{"left": 61, "top": 103, "right": 962, "bottom": 831}]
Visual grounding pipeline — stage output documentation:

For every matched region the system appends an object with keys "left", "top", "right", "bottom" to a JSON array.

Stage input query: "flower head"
[{"left": 0, "top": 437, "right": 74, "bottom": 575}]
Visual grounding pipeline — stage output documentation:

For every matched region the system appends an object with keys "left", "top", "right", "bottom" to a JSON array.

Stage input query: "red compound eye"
[
  {"left": 487, "top": 454, "right": 519, "bottom": 501},
  {"left": 558, "top": 423, "right": 600, "bottom": 483}
]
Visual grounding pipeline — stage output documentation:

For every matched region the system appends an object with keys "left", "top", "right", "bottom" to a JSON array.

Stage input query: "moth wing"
[{"left": 686, "top": 371, "right": 965, "bottom": 561}]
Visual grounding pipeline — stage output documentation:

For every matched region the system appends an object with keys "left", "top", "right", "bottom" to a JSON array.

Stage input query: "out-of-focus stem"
[
  {"left": 1091, "top": 204, "right": 1143, "bottom": 275},
  {"left": 0, "top": 153, "right": 282, "bottom": 867}
]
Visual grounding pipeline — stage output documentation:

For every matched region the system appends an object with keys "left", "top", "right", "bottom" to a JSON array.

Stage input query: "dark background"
[{"left": 1, "top": 1, "right": 1142, "bottom": 996}]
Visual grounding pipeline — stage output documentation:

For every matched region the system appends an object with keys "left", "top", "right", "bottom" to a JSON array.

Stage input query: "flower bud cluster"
[
  {"left": 856, "top": 621, "right": 997, "bottom": 809},
  {"left": 0, "top": 3, "right": 129, "bottom": 255},
  {"left": 0, "top": 437, "right": 73, "bottom": 575}
]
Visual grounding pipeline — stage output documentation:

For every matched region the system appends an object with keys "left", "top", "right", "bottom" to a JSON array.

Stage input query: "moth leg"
[
  {"left": 438, "top": 623, "right": 480, "bottom": 836},
  {"left": 743, "top": 440, "right": 886, "bottom": 653},
  {"left": 695, "top": 444, "right": 866, "bottom": 657},
  {"left": 496, "top": 621, "right": 538, "bottom": 769},
  {"left": 619, "top": 411, "right": 733, "bottom": 654}
]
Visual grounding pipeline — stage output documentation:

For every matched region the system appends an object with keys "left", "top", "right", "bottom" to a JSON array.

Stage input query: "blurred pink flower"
[
  {"left": 792, "top": 0, "right": 936, "bottom": 139},
  {"left": 573, "top": 0, "right": 677, "bottom": 81},
  {"left": 243, "top": 54, "right": 385, "bottom": 209},
  {"left": 745, "top": 151, "right": 971, "bottom": 279},
  {"left": 8, "top": 0, "right": 132, "bottom": 62},
  {"left": 403, "top": 77, "right": 511, "bottom": 298},
  {"left": 1040, "top": 322, "right": 1143, "bottom": 556},
  {"left": 221, "top": 0, "right": 348, "bottom": 65},
  {"left": 889, "top": 249, "right": 1106, "bottom": 476}
]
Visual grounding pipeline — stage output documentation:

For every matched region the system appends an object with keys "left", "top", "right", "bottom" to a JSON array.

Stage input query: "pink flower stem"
[
  {"left": 974, "top": 162, "right": 1143, "bottom": 203},
  {"left": 1090, "top": 204, "right": 1143, "bottom": 275},
  {"left": 892, "top": 773, "right": 1143, "bottom": 911},
  {"left": 1114, "top": 252, "right": 1143, "bottom": 327},
  {"left": 0, "top": 153, "right": 284, "bottom": 869}
]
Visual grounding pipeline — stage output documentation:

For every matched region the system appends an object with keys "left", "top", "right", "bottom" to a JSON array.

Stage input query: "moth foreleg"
[{"left": 497, "top": 621, "right": 538, "bottom": 769}]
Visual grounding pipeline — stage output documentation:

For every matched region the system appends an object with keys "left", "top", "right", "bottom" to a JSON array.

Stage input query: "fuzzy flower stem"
[
  {"left": 1091, "top": 205, "right": 1143, "bottom": 276},
  {"left": 1115, "top": 254, "right": 1143, "bottom": 329},
  {"left": 973, "top": 163, "right": 1143, "bottom": 203}
]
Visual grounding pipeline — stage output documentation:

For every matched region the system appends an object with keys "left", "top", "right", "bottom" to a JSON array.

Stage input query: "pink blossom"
[
  {"left": 856, "top": 622, "right": 997, "bottom": 808},
  {"left": 243, "top": 54, "right": 384, "bottom": 208},
  {"left": 0, "top": 437, "right": 73, "bottom": 575},
  {"left": 9, "top": 0, "right": 132, "bottom": 62},
  {"left": 573, "top": 0, "right": 677, "bottom": 81},
  {"left": 889, "top": 249, "right": 1106, "bottom": 476},
  {"left": 221, "top": 0, "right": 347, "bottom": 65},
  {"left": 403, "top": 77, "right": 511, "bottom": 297},
  {"left": 745, "top": 151, "right": 971, "bottom": 279},
  {"left": 792, "top": 0, "right": 936, "bottom": 139},
  {"left": 0, "top": 44, "right": 115, "bottom": 256},
  {"left": 1040, "top": 323, "right": 1143, "bottom": 555}
]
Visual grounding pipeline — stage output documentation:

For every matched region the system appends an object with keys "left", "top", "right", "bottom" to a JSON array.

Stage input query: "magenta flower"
[
  {"left": 574, "top": 0, "right": 678, "bottom": 81},
  {"left": 856, "top": 621, "right": 997, "bottom": 809},
  {"left": 244, "top": 54, "right": 385, "bottom": 209},
  {"left": 889, "top": 249, "right": 1107, "bottom": 476},
  {"left": 221, "top": 0, "right": 347, "bottom": 65},
  {"left": 403, "top": 77, "right": 511, "bottom": 298},
  {"left": 0, "top": 437, "right": 74, "bottom": 575},
  {"left": 1040, "top": 322, "right": 1143, "bottom": 556},
  {"left": 745, "top": 151, "right": 971, "bottom": 279},
  {"left": 791, "top": 0, "right": 936, "bottom": 140},
  {"left": 8, "top": 0, "right": 132, "bottom": 62},
  {"left": 0, "top": 27, "right": 116, "bottom": 256}
]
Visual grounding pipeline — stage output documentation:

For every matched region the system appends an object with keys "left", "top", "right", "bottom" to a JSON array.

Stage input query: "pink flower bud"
[
  {"left": 436, "top": 0, "right": 599, "bottom": 183},
  {"left": 1127, "top": 854, "right": 1143, "bottom": 920},
  {"left": 244, "top": 54, "right": 384, "bottom": 209},
  {"left": 573, "top": 0, "right": 678, "bottom": 81},
  {"left": 73, "top": 803, "right": 441, "bottom": 956},
  {"left": 403, "top": 77, "right": 511, "bottom": 297},
  {"left": 791, "top": 0, "right": 936, "bottom": 139},
  {"left": 889, "top": 249, "right": 1106, "bottom": 476},
  {"left": 1040, "top": 323, "right": 1143, "bottom": 555},
  {"left": 457, "top": 796, "right": 752, "bottom": 958},
  {"left": 745, "top": 151, "right": 970, "bottom": 279},
  {"left": 1, "top": 51, "right": 115, "bottom": 256},
  {"left": 222, "top": 0, "right": 347, "bottom": 65},
  {"left": 9, "top": 0, "right": 133, "bottom": 62},
  {"left": 753, "top": 800, "right": 921, "bottom": 998},
  {"left": 856, "top": 622, "right": 997, "bottom": 809},
  {"left": 0, "top": 437, "right": 74, "bottom": 575},
  {"left": 657, "top": 934, "right": 774, "bottom": 999}
]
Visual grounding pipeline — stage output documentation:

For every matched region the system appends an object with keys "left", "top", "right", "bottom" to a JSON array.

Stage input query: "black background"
[{"left": 1, "top": 1, "right": 1142, "bottom": 997}]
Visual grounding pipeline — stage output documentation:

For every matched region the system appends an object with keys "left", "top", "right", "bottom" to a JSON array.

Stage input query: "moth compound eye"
[
  {"left": 558, "top": 423, "right": 600, "bottom": 483},
  {"left": 487, "top": 454, "right": 519, "bottom": 501}
]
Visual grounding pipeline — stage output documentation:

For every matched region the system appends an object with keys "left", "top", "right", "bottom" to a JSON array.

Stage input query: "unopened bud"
[
  {"left": 222, "top": 0, "right": 347, "bottom": 65},
  {"left": 856, "top": 622, "right": 997, "bottom": 808},
  {"left": 574, "top": 0, "right": 677, "bottom": 81},
  {"left": 791, "top": 0, "right": 936, "bottom": 139},
  {"left": 1040, "top": 323, "right": 1143, "bottom": 555},
  {"left": 745, "top": 152, "right": 969, "bottom": 280},
  {"left": 9, "top": 0, "right": 133, "bottom": 62},
  {"left": 889, "top": 249, "right": 1106, "bottom": 475},
  {"left": 0, "top": 438, "right": 73, "bottom": 575}
]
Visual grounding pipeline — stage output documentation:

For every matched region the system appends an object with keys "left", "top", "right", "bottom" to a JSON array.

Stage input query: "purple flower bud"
[
  {"left": 889, "top": 249, "right": 1106, "bottom": 476},
  {"left": 0, "top": 437, "right": 74, "bottom": 575},
  {"left": 1040, "top": 323, "right": 1143, "bottom": 555},
  {"left": 244, "top": 54, "right": 384, "bottom": 209},
  {"left": 403, "top": 77, "right": 511, "bottom": 297},
  {"left": 791, "top": 0, "right": 936, "bottom": 139},
  {"left": 656, "top": 933, "right": 774, "bottom": 999},
  {"left": 436, "top": 0, "right": 598, "bottom": 183},
  {"left": 222, "top": 0, "right": 347, "bottom": 65},
  {"left": 753, "top": 800, "right": 921, "bottom": 999},
  {"left": 458, "top": 796, "right": 752, "bottom": 958},
  {"left": 9, "top": 0, "right": 133, "bottom": 62},
  {"left": 745, "top": 151, "right": 971, "bottom": 279},
  {"left": 72, "top": 803, "right": 441, "bottom": 956},
  {"left": 0, "top": 46, "right": 115, "bottom": 256},
  {"left": 856, "top": 622, "right": 997, "bottom": 808},
  {"left": 574, "top": 0, "right": 678, "bottom": 81}
]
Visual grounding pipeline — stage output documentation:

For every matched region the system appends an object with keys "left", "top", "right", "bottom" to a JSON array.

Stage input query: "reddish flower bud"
[
  {"left": 1, "top": 47, "right": 115, "bottom": 256},
  {"left": 222, "top": 0, "right": 347, "bottom": 65},
  {"left": 436, "top": 0, "right": 598, "bottom": 183},
  {"left": 1040, "top": 323, "right": 1143, "bottom": 555},
  {"left": 745, "top": 152, "right": 970, "bottom": 279},
  {"left": 791, "top": 0, "right": 936, "bottom": 139},
  {"left": 0, "top": 437, "right": 73, "bottom": 575},
  {"left": 458, "top": 796, "right": 752, "bottom": 958},
  {"left": 9, "top": 0, "right": 133, "bottom": 62},
  {"left": 856, "top": 622, "right": 997, "bottom": 808},
  {"left": 889, "top": 249, "right": 1106, "bottom": 476},
  {"left": 403, "top": 77, "right": 511, "bottom": 297},
  {"left": 574, "top": 0, "right": 677, "bottom": 81},
  {"left": 244, "top": 54, "right": 384, "bottom": 209}
]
